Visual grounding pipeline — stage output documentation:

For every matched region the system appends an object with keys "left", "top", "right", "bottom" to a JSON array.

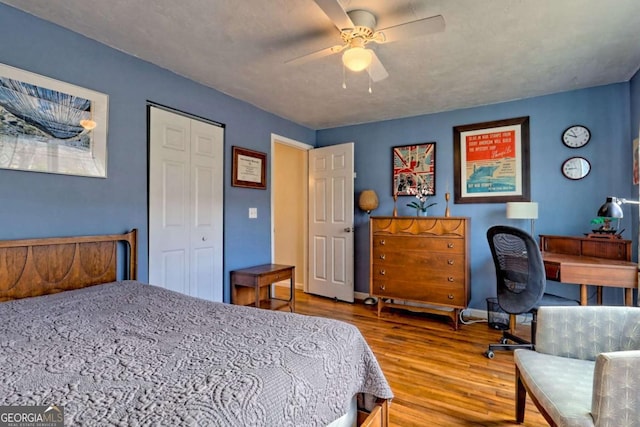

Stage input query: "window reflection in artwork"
[{"left": 0, "top": 63, "right": 108, "bottom": 178}]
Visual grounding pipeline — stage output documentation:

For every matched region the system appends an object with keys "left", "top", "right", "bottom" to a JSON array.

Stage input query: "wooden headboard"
[{"left": 0, "top": 229, "right": 137, "bottom": 302}]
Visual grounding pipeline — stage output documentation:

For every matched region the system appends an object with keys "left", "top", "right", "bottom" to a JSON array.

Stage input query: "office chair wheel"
[
  {"left": 484, "top": 350, "right": 495, "bottom": 359},
  {"left": 500, "top": 337, "right": 509, "bottom": 344}
]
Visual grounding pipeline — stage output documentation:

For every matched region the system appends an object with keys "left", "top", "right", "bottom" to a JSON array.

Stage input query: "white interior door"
[
  {"left": 308, "top": 142, "right": 354, "bottom": 302},
  {"left": 149, "top": 106, "right": 224, "bottom": 302}
]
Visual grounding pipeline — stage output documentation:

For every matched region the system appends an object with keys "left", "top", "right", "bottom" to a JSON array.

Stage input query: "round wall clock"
[
  {"left": 561, "top": 156, "right": 591, "bottom": 180},
  {"left": 562, "top": 125, "right": 591, "bottom": 148}
]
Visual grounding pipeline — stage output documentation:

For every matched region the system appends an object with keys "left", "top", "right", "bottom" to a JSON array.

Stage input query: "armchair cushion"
[
  {"left": 515, "top": 349, "right": 595, "bottom": 426},
  {"left": 514, "top": 306, "right": 640, "bottom": 427}
]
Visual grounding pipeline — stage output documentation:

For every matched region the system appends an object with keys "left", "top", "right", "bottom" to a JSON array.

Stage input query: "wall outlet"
[{"left": 249, "top": 207, "right": 257, "bottom": 219}]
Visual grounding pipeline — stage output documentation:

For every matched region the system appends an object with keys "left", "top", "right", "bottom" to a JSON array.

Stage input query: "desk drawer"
[{"left": 544, "top": 261, "right": 560, "bottom": 281}]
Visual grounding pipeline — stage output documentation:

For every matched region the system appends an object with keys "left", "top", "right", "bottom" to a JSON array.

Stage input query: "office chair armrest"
[
  {"left": 535, "top": 306, "right": 635, "bottom": 360},
  {"left": 591, "top": 350, "right": 640, "bottom": 426}
]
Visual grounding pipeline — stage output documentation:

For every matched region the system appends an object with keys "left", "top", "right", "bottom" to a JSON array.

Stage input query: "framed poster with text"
[{"left": 453, "top": 116, "right": 530, "bottom": 203}]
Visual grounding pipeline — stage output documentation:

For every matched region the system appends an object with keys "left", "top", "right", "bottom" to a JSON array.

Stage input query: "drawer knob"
[
  {"left": 379, "top": 285, "right": 386, "bottom": 291},
  {"left": 447, "top": 294, "right": 454, "bottom": 299},
  {"left": 379, "top": 239, "right": 386, "bottom": 245},
  {"left": 447, "top": 243, "right": 454, "bottom": 249},
  {"left": 447, "top": 259, "right": 454, "bottom": 265},
  {"left": 447, "top": 277, "right": 454, "bottom": 282},
  {"left": 379, "top": 270, "right": 386, "bottom": 276},
  {"left": 379, "top": 254, "right": 386, "bottom": 260}
]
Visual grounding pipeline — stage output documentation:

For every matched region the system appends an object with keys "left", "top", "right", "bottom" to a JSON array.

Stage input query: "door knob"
[{"left": 344, "top": 227, "right": 353, "bottom": 232}]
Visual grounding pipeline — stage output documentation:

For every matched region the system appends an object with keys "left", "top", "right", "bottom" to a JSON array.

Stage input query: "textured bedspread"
[{"left": 0, "top": 281, "right": 392, "bottom": 426}]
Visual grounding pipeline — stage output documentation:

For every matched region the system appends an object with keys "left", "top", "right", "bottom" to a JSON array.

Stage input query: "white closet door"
[
  {"left": 189, "top": 119, "right": 224, "bottom": 302},
  {"left": 149, "top": 106, "right": 223, "bottom": 302}
]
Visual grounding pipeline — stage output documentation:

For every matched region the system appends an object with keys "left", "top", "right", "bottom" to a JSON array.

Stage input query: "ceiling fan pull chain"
[
  {"left": 342, "top": 64, "right": 347, "bottom": 89},
  {"left": 368, "top": 64, "right": 373, "bottom": 94}
]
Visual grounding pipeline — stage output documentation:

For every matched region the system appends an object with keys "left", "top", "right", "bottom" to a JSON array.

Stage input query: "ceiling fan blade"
[
  {"left": 367, "top": 51, "right": 389, "bottom": 82},
  {"left": 285, "top": 44, "right": 344, "bottom": 66},
  {"left": 314, "top": 0, "right": 354, "bottom": 31},
  {"left": 376, "top": 15, "right": 445, "bottom": 44}
]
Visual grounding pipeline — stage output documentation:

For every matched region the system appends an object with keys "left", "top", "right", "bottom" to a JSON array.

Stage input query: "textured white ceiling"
[{"left": 3, "top": 0, "right": 640, "bottom": 129}]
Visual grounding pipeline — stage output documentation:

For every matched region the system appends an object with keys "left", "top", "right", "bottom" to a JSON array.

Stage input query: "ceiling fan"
[{"left": 286, "top": 0, "right": 445, "bottom": 83}]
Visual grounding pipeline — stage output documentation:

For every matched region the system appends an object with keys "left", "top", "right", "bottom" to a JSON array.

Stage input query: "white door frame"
[{"left": 270, "top": 133, "right": 313, "bottom": 291}]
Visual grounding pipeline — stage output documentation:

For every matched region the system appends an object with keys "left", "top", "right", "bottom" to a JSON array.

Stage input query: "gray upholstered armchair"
[{"left": 514, "top": 305, "right": 640, "bottom": 426}]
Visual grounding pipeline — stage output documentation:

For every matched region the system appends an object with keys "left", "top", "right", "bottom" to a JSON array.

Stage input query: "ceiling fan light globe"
[{"left": 342, "top": 47, "right": 372, "bottom": 72}]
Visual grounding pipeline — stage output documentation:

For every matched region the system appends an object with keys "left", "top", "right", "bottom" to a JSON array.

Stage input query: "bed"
[{"left": 0, "top": 230, "right": 392, "bottom": 426}]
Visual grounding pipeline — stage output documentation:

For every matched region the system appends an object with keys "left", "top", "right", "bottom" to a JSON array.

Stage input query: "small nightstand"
[{"left": 231, "top": 264, "right": 295, "bottom": 312}]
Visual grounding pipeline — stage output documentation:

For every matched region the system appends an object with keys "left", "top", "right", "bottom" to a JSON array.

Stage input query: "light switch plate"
[{"left": 249, "top": 207, "right": 257, "bottom": 219}]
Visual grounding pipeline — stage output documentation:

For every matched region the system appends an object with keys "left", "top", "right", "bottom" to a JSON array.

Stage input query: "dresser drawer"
[
  {"left": 372, "top": 250, "right": 464, "bottom": 269},
  {"left": 372, "top": 279, "right": 465, "bottom": 306},
  {"left": 371, "top": 263, "right": 465, "bottom": 285},
  {"left": 372, "top": 235, "right": 464, "bottom": 254}
]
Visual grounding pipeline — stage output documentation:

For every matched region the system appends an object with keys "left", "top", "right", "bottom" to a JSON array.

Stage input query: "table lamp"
[
  {"left": 506, "top": 202, "right": 538, "bottom": 236},
  {"left": 358, "top": 189, "right": 379, "bottom": 306},
  {"left": 596, "top": 196, "right": 640, "bottom": 231},
  {"left": 358, "top": 190, "right": 379, "bottom": 214}
]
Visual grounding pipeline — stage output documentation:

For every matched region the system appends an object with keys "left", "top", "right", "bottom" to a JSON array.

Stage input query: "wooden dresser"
[{"left": 369, "top": 217, "right": 470, "bottom": 329}]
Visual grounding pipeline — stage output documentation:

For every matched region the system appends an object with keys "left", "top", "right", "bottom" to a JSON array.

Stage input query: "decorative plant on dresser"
[{"left": 369, "top": 217, "right": 470, "bottom": 330}]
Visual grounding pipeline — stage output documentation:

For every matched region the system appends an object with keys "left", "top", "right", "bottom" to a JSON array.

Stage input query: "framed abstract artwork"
[
  {"left": 0, "top": 62, "right": 108, "bottom": 178},
  {"left": 392, "top": 142, "right": 436, "bottom": 196},
  {"left": 453, "top": 116, "right": 530, "bottom": 203}
]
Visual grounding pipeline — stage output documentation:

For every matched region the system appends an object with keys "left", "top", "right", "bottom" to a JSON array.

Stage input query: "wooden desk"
[
  {"left": 231, "top": 264, "right": 295, "bottom": 312},
  {"left": 540, "top": 235, "right": 637, "bottom": 306}
]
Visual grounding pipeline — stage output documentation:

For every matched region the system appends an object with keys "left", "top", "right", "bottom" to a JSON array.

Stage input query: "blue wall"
[
  {"left": 0, "top": 4, "right": 315, "bottom": 302},
  {"left": 318, "top": 84, "right": 636, "bottom": 309},
  {"left": 1, "top": 3, "right": 638, "bottom": 310}
]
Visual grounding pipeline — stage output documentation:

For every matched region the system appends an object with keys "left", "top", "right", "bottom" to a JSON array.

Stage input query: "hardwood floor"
[{"left": 288, "top": 289, "right": 548, "bottom": 426}]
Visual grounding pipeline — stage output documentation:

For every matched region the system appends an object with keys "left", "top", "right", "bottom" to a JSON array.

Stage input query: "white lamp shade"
[
  {"left": 342, "top": 47, "right": 372, "bottom": 72},
  {"left": 506, "top": 202, "right": 538, "bottom": 219}
]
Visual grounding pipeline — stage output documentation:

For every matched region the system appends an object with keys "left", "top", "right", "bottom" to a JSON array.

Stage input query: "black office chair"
[{"left": 484, "top": 225, "right": 578, "bottom": 359}]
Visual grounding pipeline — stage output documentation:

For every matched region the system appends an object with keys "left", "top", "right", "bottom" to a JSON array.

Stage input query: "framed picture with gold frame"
[{"left": 232, "top": 146, "right": 267, "bottom": 189}]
